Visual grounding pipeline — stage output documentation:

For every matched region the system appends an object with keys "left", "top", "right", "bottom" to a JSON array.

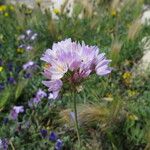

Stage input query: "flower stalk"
[{"left": 72, "top": 89, "right": 81, "bottom": 148}]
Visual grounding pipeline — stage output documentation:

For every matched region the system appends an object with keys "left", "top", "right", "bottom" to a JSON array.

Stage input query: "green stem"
[
  {"left": 72, "top": 91, "right": 81, "bottom": 149},
  {"left": 9, "top": 140, "right": 15, "bottom": 150}
]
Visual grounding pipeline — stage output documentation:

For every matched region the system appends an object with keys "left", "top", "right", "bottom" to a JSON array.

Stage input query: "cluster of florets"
[{"left": 41, "top": 39, "right": 112, "bottom": 99}]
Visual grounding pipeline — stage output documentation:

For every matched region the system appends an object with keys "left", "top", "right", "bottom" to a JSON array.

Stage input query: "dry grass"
[{"left": 128, "top": 18, "right": 142, "bottom": 40}]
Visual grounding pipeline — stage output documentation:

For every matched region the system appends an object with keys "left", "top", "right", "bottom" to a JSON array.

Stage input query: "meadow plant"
[
  {"left": 10, "top": 106, "right": 24, "bottom": 120},
  {"left": 28, "top": 89, "right": 47, "bottom": 107},
  {"left": 41, "top": 38, "right": 112, "bottom": 147}
]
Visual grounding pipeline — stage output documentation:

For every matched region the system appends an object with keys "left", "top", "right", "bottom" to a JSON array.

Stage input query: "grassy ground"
[{"left": 0, "top": 0, "right": 150, "bottom": 149}]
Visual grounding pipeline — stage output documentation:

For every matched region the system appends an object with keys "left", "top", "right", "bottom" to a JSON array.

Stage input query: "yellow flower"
[
  {"left": 122, "top": 72, "right": 132, "bottom": 85},
  {"left": 123, "top": 72, "right": 132, "bottom": 79},
  {"left": 127, "top": 90, "right": 138, "bottom": 97},
  {"left": 128, "top": 114, "right": 138, "bottom": 121},
  {"left": 9, "top": 5, "right": 14, "bottom": 11},
  {"left": 0, "top": 5, "right": 6, "bottom": 12},
  {"left": 111, "top": 9, "right": 117, "bottom": 17},
  {"left": 4, "top": 12, "right": 9, "bottom": 17},
  {"left": 0, "top": 66, "right": 3, "bottom": 72},
  {"left": 17, "top": 48, "right": 24, "bottom": 53},
  {"left": 53, "top": 8, "right": 60, "bottom": 15}
]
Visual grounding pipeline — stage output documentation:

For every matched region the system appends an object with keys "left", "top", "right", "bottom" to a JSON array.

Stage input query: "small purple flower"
[
  {"left": 0, "top": 83, "right": 5, "bottom": 91},
  {"left": 0, "top": 139, "right": 8, "bottom": 150},
  {"left": 25, "top": 45, "right": 33, "bottom": 51},
  {"left": 26, "top": 29, "right": 32, "bottom": 36},
  {"left": 24, "top": 73, "right": 32, "bottom": 79},
  {"left": 49, "top": 132, "right": 57, "bottom": 142},
  {"left": 36, "top": 89, "right": 47, "bottom": 100},
  {"left": 30, "top": 33, "right": 37, "bottom": 41},
  {"left": 28, "top": 89, "right": 47, "bottom": 107},
  {"left": 24, "top": 29, "right": 37, "bottom": 41},
  {"left": 40, "top": 129, "right": 48, "bottom": 138},
  {"left": 32, "top": 97, "right": 41, "bottom": 104},
  {"left": 7, "top": 62, "right": 13, "bottom": 72},
  {"left": 28, "top": 97, "right": 40, "bottom": 107},
  {"left": 55, "top": 139, "right": 63, "bottom": 150},
  {"left": 7, "top": 77, "right": 16, "bottom": 84},
  {"left": 10, "top": 106, "right": 24, "bottom": 120},
  {"left": 23, "top": 61, "right": 35, "bottom": 70}
]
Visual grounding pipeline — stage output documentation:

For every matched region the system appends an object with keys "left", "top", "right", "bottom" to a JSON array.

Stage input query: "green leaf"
[
  {"left": 15, "top": 79, "right": 28, "bottom": 99},
  {"left": 0, "top": 88, "right": 11, "bottom": 109}
]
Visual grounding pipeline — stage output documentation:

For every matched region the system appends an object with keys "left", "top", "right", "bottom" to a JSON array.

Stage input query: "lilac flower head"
[
  {"left": 55, "top": 139, "right": 63, "bottom": 150},
  {"left": 41, "top": 39, "right": 111, "bottom": 99},
  {"left": 10, "top": 106, "right": 24, "bottom": 120},
  {"left": 23, "top": 61, "right": 35, "bottom": 70},
  {"left": 49, "top": 132, "right": 57, "bottom": 142}
]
